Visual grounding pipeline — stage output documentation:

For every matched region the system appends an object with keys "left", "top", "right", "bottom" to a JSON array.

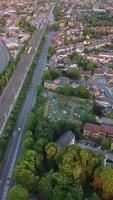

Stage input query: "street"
[
  {"left": 0, "top": 3, "right": 55, "bottom": 135},
  {"left": 0, "top": 41, "right": 10, "bottom": 75},
  {"left": 0, "top": 31, "right": 53, "bottom": 200}
]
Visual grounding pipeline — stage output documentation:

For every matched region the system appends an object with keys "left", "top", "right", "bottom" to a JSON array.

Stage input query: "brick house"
[
  {"left": 84, "top": 123, "right": 113, "bottom": 141},
  {"left": 44, "top": 77, "right": 71, "bottom": 90}
]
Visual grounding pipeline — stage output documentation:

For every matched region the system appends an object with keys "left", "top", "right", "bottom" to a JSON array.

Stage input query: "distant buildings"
[{"left": 84, "top": 123, "right": 113, "bottom": 145}]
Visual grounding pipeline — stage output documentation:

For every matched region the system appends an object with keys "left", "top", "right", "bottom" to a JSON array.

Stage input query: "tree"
[
  {"left": 45, "top": 142, "right": 60, "bottom": 160},
  {"left": 101, "top": 137, "right": 111, "bottom": 150},
  {"left": 26, "top": 112, "right": 36, "bottom": 131},
  {"left": 75, "top": 86, "right": 91, "bottom": 99},
  {"left": 38, "top": 174, "right": 53, "bottom": 200},
  {"left": 43, "top": 69, "right": 51, "bottom": 80},
  {"left": 52, "top": 186, "right": 66, "bottom": 200},
  {"left": 34, "top": 137, "right": 48, "bottom": 153},
  {"left": 15, "top": 167, "right": 38, "bottom": 192},
  {"left": 23, "top": 137, "right": 34, "bottom": 150},
  {"left": 64, "top": 35, "right": 69, "bottom": 45},
  {"left": 8, "top": 185, "right": 29, "bottom": 200},
  {"left": 81, "top": 113, "right": 97, "bottom": 124},
  {"left": 48, "top": 46, "right": 56, "bottom": 58},
  {"left": 93, "top": 168, "right": 113, "bottom": 200},
  {"left": 51, "top": 23, "right": 59, "bottom": 31},
  {"left": 93, "top": 103, "right": 103, "bottom": 117},
  {"left": 89, "top": 193, "right": 101, "bottom": 200},
  {"left": 57, "top": 86, "right": 74, "bottom": 96},
  {"left": 50, "top": 69, "right": 61, "bottom": 80},
  {"left": 67, "top": 68, "right": 81, "bottom": 80}
]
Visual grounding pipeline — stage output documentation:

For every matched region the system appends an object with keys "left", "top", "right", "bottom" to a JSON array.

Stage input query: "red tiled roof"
[
  {"left": 84, "top": 123, "right": 101, "bottom": 133},
  {"left": 84, "top": 123, "right": 113, "bottom": 134}
]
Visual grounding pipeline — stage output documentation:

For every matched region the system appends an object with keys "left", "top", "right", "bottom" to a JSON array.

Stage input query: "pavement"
[
  {"left": 0, "top": 41, "right": 10, "bottom": 75},
  {"left": 0, "top": 3, "right": 55, "bottom": 135},
  {"left": 0, "top": 30, "right": 53, "bottom": 200}
]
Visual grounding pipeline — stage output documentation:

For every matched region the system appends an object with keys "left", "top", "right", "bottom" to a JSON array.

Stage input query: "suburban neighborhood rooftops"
[{"left": 84, "top": 123, "right": 113, "bottom": 135}]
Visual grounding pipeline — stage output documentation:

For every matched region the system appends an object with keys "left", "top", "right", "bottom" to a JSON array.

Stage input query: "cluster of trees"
[
  {"left": 70, "top": 53, "right": 98, "bottom": 71},
  {"left": 0, "top": 35, "right": 46, "bottom": 162},
  {"left": 85, "top": 15, "right": 113, "bottom": 26},
  {"left": 83, "top": 28, "right": 108, "bottom": 39},
  {"left": 43, "top": 68, "right": 81, "bottom": 81},
  {"left": 8, "top": 87, "right": 113, "bottom": 200},
  {"left": 57, "top": 85, "right": 91, "bottom": 99},
  {"left": 19, "top": 20, "right": 36, "bottom": 33},
  {"left": 53, "top": 3, "right": 63, "bottom": 22},
  {"left": 48, "top": 45, "right": 56, "bottom": 59},
  {"left": 51, "top": 22, "right": 59, "bottom": 31}
]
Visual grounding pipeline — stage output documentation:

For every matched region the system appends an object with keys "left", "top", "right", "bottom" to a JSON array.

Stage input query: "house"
[
  {"left": 44, "top": 77, "right": 71, "bottom": 90},
  {"left": 100, "top": 117, "right": 113, "bottom": 126},
  {"left": 84, "top": 123, "right": 113, "bottom": 143},
  {"left": 95, "top": 96, "right": 110, "bottom": 107},
  {"left": 56, "top": 131, "right": 75, "bottom": 148}
]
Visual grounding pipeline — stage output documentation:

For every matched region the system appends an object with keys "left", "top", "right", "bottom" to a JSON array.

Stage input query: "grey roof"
[
  {"left": 56, "top": 131, "right": 75, "bottom": 148},
  {"left": 100, "top": 117, "right": 113, "bottom": 125}
]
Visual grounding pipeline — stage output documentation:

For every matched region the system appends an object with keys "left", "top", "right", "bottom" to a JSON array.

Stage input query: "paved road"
[
  {"left": 0, "top": 41, "right": 10, "bottom": 75},
  {"left": 0, "top": 3, "right": 55, "bottom": 135},
  {"left": 0, "top": 30, "right": 53, "bottom": 200},
  {"left": 78, "top": 143, "right": 113, "bottom": 163}
]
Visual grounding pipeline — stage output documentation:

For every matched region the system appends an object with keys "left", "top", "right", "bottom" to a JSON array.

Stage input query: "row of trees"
[
  {"left": 57, "top": 85, "right": 91, "bottom": 99},
  {"left": 43, "top": 68, "right": 81, "bottom": 81},
  {"left": 0, "top": 34, "right": 47, "bottom": 162},
  {"left": 85, "top": 15, "right": 113, "bottom": 27}
]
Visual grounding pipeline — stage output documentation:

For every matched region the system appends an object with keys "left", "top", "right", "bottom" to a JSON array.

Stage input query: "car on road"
[{"left": 18, "top": 127, "right": 21, "bottom": 131}]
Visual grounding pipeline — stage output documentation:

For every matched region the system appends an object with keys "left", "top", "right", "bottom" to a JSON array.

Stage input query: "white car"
[{"left": 18, "top": 127, "right": 21, "bottom": 131}]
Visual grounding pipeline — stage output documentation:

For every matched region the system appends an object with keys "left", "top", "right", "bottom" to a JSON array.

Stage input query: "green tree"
[
  {"left": 15, "top": 167, "right": 38, "bottom": 192},
  {"left": 101, "top": 137, "right": 111, "bottom": 150},
  {"left": 23, "top": 137, "right": 34, "bottom": 150},
  {"left": 52, "top": 186, "right": 65, "bottom": 200},
  {"left": 64, "top": 35, "right": 69, "bottom": 45},
  {"left": 89, "top": 193, "right": 101, "bottom": 200},
  {"left": 75, "top": 85, "right": 91, "bottom": 99},
  {"left": 38, "top": 174, "right": 53, "bottom": 200},
  {"left": 93, "top": 103, "right": 103, "bottom": 117},
  {"left": 81, "top": 113, "right": 97, "bottom": 124},
  {"left": 8, "top": 185, "right": 29, "bottom": 200},
  {"left": 57, "top": 86, "right": 74, "bottom": 96},
  {"left": 48, "top": 46, "right": 56, "bottom": 58},
  {"left": 93, "top": 168, "right": 113, "bottom": 200},
  {"left": 67, "top": 68, "right": 81, "bottom": 80}
]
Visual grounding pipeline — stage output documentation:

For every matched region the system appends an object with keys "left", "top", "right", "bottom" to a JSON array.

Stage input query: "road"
[
  {"left": 0, "top": 3, "right": 55, "bottom": 135},
  {"left": 0, "top": 41, "right": 10, "bottom": 75},
  {"left": 0, "top": 30, "right": 53, "bottom": 200},
  {"left": 78, "top": 142, "right": 113, "bottom": 164}
]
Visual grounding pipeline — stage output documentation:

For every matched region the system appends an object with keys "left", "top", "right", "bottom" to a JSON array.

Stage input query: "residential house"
[
  {"left": 44, "top": 77, "right": 71, "bottom": 90},
  {"left": 84, "top": 123, "right": 113, "bottom": 143},
  {"left": 56, "top": 131, "right": 75, "bottom": 149}
]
